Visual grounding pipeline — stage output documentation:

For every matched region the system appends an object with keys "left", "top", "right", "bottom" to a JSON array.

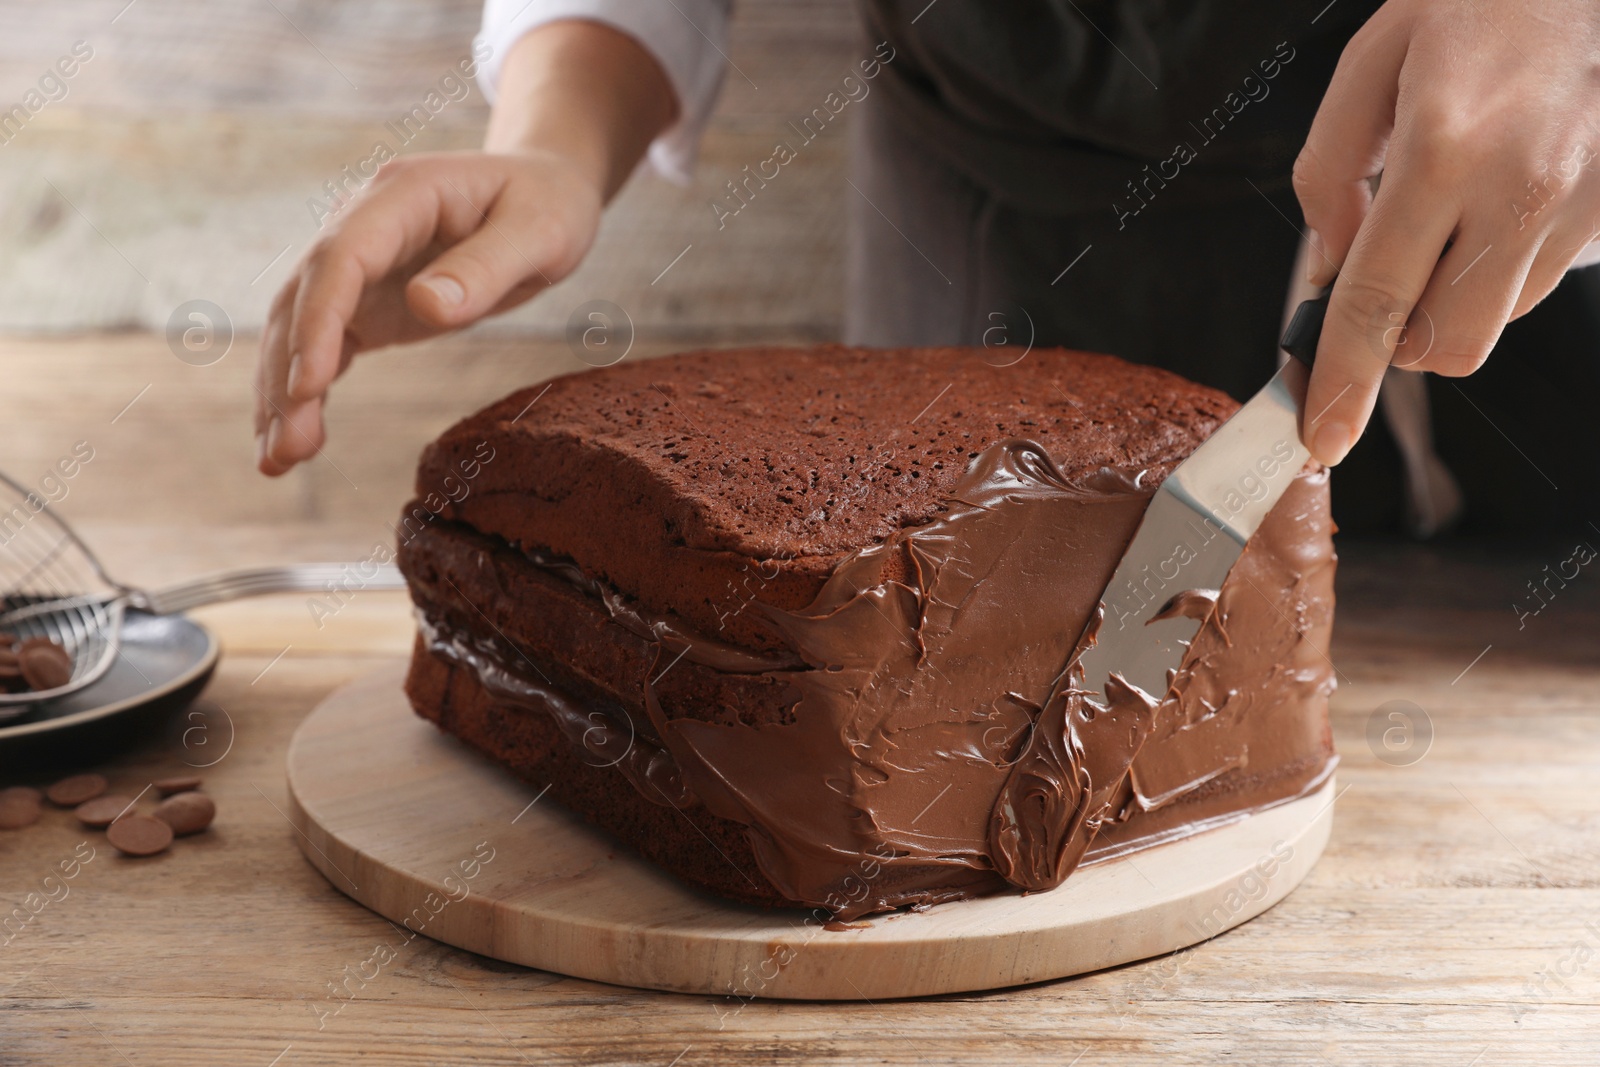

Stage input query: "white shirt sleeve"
[{"left": 476, "top": 0, "right": 732, "bottom": 184}]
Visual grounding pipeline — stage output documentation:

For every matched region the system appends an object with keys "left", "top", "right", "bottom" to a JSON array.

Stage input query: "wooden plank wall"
[{"left": 0, "top": 0, "right": 858, "bottom": 338}]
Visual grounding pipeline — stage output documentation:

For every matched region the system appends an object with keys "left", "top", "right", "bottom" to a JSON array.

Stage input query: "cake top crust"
[{"left": 424, "top": 344, "right": 1239, "bottom": 561}]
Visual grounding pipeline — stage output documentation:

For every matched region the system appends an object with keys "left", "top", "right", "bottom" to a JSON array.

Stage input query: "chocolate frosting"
[
  {"left": 989, "top": 639, "right": 1162, "bottom": 892},
  {"left": 656, "top": 440, "right": 1149, "bottom": 906},
  {"left": 414, "top": 435, "right": 1337, "bottom": 918}
]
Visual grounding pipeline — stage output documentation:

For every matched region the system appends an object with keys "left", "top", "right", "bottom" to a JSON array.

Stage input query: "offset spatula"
[{"left": 1077, "top": 293, "right": 1330, "bottom": 711}]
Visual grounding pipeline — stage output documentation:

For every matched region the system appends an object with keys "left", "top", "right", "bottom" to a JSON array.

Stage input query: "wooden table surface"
[{"left": 3, "top": 334, "right": 1600, "bottom": 1065}]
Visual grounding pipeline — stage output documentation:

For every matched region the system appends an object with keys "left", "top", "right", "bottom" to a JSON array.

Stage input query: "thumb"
[
  {"left": 1292, "top": 17, "right": 1410, "bottom": 285},
  {"left": 406, "top": 184, "right": 587, "bottom": 327}
]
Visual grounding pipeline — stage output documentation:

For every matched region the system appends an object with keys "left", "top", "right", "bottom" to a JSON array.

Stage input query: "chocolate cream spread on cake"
[{"left": 400, "top": 346, "right": 1337, "bottom": 918}]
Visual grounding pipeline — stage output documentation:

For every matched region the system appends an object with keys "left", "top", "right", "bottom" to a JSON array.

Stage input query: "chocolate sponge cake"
[{"left": 397, "top": 345, "right": 1337, "bottom": 918}]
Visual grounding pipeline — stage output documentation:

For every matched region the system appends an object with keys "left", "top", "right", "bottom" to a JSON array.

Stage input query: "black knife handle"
[{"left": 1280, "top": 290, "right": 1330, "bottom": 368}]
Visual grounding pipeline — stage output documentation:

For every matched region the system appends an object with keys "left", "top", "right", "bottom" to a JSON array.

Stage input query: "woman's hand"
[
  {"left": 1294, "top": 0, "right": 1600, "bottom": 466},
  {"left": 254, "top": 151, "right": 601, "bottom": 474},
  {"left": 255, "top": 19, "right": 677, "bottom": 475}
]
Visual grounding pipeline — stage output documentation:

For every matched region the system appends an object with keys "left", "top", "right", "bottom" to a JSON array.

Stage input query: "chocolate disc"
[
  {"left": 106, "top": 814, "right": 173, "bottom": 856},
  {"left": 152, "top": 791, "right": 215, "bottom": 836},
  {"left": 45, "top": 773, "right": 109, "bottom": 807},
  {"left": 152, "top": 775, "right": 202, "bottom": 796},
  {"left": 19, "top": 643, "right": 72, "bottom": 691},
  {"left": 0, "top": 795, "right": 42, "bottom": 830},
  {"left": 74, "top": 794, "right": 136, "bottom": 829},
  {"left": 0, "top": 785, "right": 42, "bottom": 804}
]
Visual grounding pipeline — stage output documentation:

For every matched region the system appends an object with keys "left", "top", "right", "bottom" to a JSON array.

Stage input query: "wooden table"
[{"left": 3, "top": 334, "right": 1600, "bottom": 1065}]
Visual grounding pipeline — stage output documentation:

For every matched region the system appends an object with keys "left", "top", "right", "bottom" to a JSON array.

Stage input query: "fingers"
[
  {"left": 265, "top": 394, "right": 327, "bottom": 472},
  {"left": 1511, "top": 243, "right": 1573, "bottom": 320},
  {"left": 1302, "top": 169, "right": 1459, "bottom": 466},
  {"left": 255, "top": 275, "right": 300, "bottom": 476},
  {"left": 255, "top": 153, "right": 603, "bottom": 476},
  {"left": 1402, "top": 231, "right": 1540, "bottom": 378},
  {"left": 261, "top": 162, "right": 466, "bottom": 474},
  {"left": 1293, "top": 14, "right": 1411, "bottom": 285},
  {"left": 284, "top": 171, "right": 444, "bottom": 406},
  {"left": 405, "top": 172, "right": 590, "bottom": 327}
]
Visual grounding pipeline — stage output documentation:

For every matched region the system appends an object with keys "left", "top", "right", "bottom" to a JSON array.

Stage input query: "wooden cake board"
[{"left": 285, "top": 663, "right": 1335, "bottom": 1000}]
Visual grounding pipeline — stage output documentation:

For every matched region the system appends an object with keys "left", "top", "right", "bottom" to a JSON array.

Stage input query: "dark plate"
[{"left": 0, "top": 610, "right": 219, "bottom": 768}]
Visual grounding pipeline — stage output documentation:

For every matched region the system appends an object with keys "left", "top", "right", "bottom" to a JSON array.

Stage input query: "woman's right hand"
[{"left": 254, "top": 150, "right": 602, "bottom": 475}]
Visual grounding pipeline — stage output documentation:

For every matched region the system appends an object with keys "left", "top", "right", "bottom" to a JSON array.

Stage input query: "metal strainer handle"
[
  {"left": 0, "top": 562, "right": 408, "bottom": 714},
  {"left": 129, "top": 562, "right": 407, "bottom": 616}
]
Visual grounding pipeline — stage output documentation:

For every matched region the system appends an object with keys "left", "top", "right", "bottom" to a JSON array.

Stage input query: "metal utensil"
[
  {"left": 0, "top": 469, "right": 404, "bottom": 718},
  {"left": 0, "top": 612, "right": 219, "bottom": 763},
  {"left": 1077, "top": 293, "right": 1327, "bottom": 709}
]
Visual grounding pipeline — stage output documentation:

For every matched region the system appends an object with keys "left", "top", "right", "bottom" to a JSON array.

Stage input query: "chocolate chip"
[
  {"left": 45, "top": 773, "right": 108, "bottom": 807},
  {"left": 18, "top": 642, "right": 72, "bottom": 691},
  {"left": 0, "top": 794, "right": 42, "bottom": 830},
  {"left": 74, "top": 794, "right": 136, "bottom": 829},
  {"left": 0, "top": 636, "right": 19, "bottom": 683},
  {"left": 152, "top": 775, "right": 202, "bottom": 796},
  {"left": 106, "top": 814, "right": 172, "bottom": 857},
  {"left": 152, "top": 791, "right": 214, "bottom": 836}
]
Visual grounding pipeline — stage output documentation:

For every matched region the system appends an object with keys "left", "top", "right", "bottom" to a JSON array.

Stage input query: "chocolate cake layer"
[
  {"left": 411, "top": 345, "right": 1236, "bottom": 653},
  {"left": 398, "top": 346, "right": 1337, "bottom": 918}
]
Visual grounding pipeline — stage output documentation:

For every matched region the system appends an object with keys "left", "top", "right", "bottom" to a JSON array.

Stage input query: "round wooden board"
[{"left": 285, "top": 663, "right": 1336, "bottom": 1000}]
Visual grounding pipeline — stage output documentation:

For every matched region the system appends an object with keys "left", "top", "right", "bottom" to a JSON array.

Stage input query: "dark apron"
[{"left": 843, "top": 0, "right": 1600, "bottom": 536}]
